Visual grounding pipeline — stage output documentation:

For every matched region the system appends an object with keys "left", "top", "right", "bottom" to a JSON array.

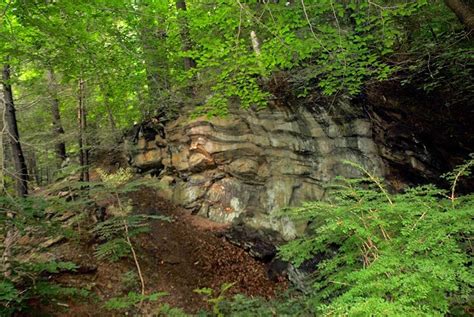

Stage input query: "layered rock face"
[{"left": 131, "top": 100, "right": 385, "bottom": 240}]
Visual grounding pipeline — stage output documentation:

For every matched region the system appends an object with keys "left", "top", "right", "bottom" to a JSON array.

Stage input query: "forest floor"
[{"left": 29, "top": 187, "right": 285, "bottom": 316}]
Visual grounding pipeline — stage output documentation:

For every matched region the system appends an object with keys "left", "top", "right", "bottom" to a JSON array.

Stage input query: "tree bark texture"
[
  {"left": 77, "top": 79, "right": 89, "bottom": 182},
  {"left": 2, "top": 64, "right": 28, "bottom": 197},
  {"left": 47, "top": 69, "right": 67, "bottom": 166},
  {"left": 176, "top": 0, "right": 197, "bottom": 71},
  {"left": 444, "top": 0, "right": 474, "bottom": 31}
]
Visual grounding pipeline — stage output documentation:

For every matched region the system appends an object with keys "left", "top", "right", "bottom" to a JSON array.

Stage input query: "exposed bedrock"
[{"left": 129, "top": 99, "right": 385, "bottom": 240}]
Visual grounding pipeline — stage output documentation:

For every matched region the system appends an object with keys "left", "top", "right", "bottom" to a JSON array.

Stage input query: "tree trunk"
[
  {"left": 77, "top": 79, "right": 89, "bottom": 182},
  {"left": 444, "top": 0, "right": 474, "bottom": 31},
  {"left": 105, "top": 98, "right": 117, "bottom": 134},
  {"left": 176, "top": 0, "right": 196, "bottom": 71},
  {"left": 138, "top": 2, "right": 170, "bottom": 118},
  {"left": 0, "top": 97, "right": 5, "bottom": 193},
  {"left": 141, "top": 29, "right": 169, "bottom": 117},
  {"left": 27, "top": 150, "right": 40, "bottom": 186},
  {"left": 1, "top": 64, "right": 28, "bottom": 197},
  {"left": 47, "top": 69, "right": 67, "bottom": 166},
  {"left": 99, "top": 84, "right": 117, "bottom": 134}
]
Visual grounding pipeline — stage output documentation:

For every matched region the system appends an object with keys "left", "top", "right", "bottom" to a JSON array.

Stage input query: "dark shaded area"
[
  {"left": 363, "top": 81, "right": 474, "bottom": 191},
  {"left": 219, "top": 224, "right": 282, "bottom": 262}
]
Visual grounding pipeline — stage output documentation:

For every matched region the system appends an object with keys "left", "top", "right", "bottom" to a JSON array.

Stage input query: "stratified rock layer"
[{"left": 131, "top": 100, "right": 384, "bottom": 239}]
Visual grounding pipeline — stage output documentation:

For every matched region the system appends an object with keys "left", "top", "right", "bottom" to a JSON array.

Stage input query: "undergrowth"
[
  {"left": 104, "top": 291, "right": 168, "bottom": 311},
  {"left": 91, "top": 168, "right": 169, "bottom": 301},
  {"left": 2, "top": 158, "right": 472, "bottom": 316},
  {"left": 0, "top": 168, "right": 170, "bottom": 315},
  {"left": 0, "top": 195, "right": 88, "bottom": 316},
  {"left": 276, "top": 158, "right": 474, "bottom": 316}
]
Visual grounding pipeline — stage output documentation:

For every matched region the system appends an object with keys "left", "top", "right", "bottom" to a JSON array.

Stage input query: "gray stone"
[{"left": 130, "top": 100, "right": 385, "bottom": 238}]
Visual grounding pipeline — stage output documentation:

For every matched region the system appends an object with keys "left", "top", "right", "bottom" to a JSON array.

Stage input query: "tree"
[
  {"left": 1, "top": 64, "right": 28, "bottom": 197},
  {"left": 47, "top": 69, "right": 67, "bottom": 166},
  {"left": 137, "top": 1, "right": 171, "bottom": 118},
  {"left": 176, "top": 0, "right": 196, "bottom": 71},
  {"left": 77, "top": 79, "right": 89, "bottom": 182},
  {"left": 444, "top": 0, "right": 474, "bottom": 31}
]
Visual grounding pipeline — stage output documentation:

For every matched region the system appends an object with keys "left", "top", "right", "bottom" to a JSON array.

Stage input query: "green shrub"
[{"left": 279, "top": 160, "right": 473, "bottom": 316}]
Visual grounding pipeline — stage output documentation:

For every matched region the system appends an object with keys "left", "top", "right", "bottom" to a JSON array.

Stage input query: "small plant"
[
  {"left": 218, "top": 292, "right": 315, "bottom": 317},
  {"left": 103, "top": 291, "right": 168, "bottom": 311},
  {"left": 156, "top": 303, "right": 190, "bottom": 317},
  {"left": 121, "top": 270, "right": 140, "bottom": 292},
  {"left": 194, "top": 282, "right": 235, "bottom": 317}
]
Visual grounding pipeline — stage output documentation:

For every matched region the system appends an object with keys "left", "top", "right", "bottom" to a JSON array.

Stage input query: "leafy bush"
[{"left": 279, "top": 160, "right": 473, "bottom": 316}]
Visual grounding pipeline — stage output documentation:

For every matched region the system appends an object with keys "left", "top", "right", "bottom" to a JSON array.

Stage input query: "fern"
[
  {"left": 156, "top": 304, "right": 190, "bottom": 316},
  {"left": 279, "top": 161, "right": 474, "bottom": 316},
  {"left": 103, "top": 291, "right": 168, "bottom": 310},
  {"left": 24, "top": 260, "right": 78, "bottom": 274},
  {"left": 194, "top": 282, "right": 235, "bottom": 317},
  {"left": 0, "top": 195, "right": 89, "bottom": 316},
  {"left": 94, "top": 238, "right": 131, "bottom": 261},
  {"left": 91, "top": 214, "right": 168, "bottom": 261}
]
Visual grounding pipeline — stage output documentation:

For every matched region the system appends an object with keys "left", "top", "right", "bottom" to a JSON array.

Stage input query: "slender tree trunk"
[
  {"left": 47, "top": 69, "right": 67, "bottom": 166},
  {"left": 77, "top": 79, "right": 89, "bottom": 182},
  {"left": 27, "top": 150, "right": 40, "bottom": 186},
  {"left": 141, "top": 28, "right": 169, "bottom": 117},
  {"left": 176, "top": 0, "right": 196, "bottom": 71},
  {"left": 0, "top": 96, "right": 5, "bottom": 193},
  {"left": 137, "top": 2, "right": 170, "bottom": 118},
  {"left": 444, "top": 0, "right": 474, "bottom": 31},
  {"left": 1, "top": 64, "right": 25, "bottom": 278},
  {"left": 2, "top": 64, "right": 28, "bottom": 197},
  {"left": 99, "top": 84, "right": 117, "bottom": 134},
  {"left": 105, "top": 98, "right": 117, "bottom": 134}
]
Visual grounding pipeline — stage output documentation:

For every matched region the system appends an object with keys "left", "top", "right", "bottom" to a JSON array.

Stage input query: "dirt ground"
[{"left": 34, "top": 188, "right": 285, "bottom": 316}]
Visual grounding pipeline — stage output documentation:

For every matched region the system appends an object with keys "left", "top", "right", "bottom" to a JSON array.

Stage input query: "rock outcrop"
[{"left": 129, "top": 99, "right": 385, "bottom": 240}]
